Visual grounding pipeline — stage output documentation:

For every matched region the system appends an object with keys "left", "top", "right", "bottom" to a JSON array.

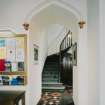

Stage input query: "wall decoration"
[
  {"left": 6, "top": 48, "right": 16, "bottom": 62},
  {"left": 0, "top": 35, "right": 26, "bottom": 86},
  {"left": 6, "top": 38, "right": 16, "bottom": 48},
  {"left": 18, "top": 62, "right": 24, "bottom": 71},
  {"left": 16, "top": 49, "right": 24, "bottom": 62},
  {"left": 5, "top": 61, "right": 11, "bottom": 71},
  {"left": 0, "top": 47, "right": 6, "bottom": 59},
  {"left": 0, "top": 39, "right": 5, "bottom": 47},
  {"left": 33, "top": 44, "right": 39, "bottom": 64},
  {"left": 72, "top": 43, "right": 77, "bottom": 66},
  {"left": 11, "top": 62, "right": 17, "bottom": 72},
  {"left": 0, "top": 59, "right": 5, "bottom": 71},
  {"left": 16, "top": 37, "right": 24, "bottom": 48},
  {"left": 0, "top": 76, "right": 3, "bottom": 85},
  {"left": 2, "top": 76, "right": 10, "bottom": 85}
]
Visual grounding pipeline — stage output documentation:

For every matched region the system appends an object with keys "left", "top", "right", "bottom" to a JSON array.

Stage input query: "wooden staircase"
[
  {"left": 42, "top": 30, "right": 73, "bottom": 92},
  {"left": 59, "top": 30, "right": 73, "bottom": 86},
  {"left": 42, "top": 54, "right": 64, "bottom": 92}
]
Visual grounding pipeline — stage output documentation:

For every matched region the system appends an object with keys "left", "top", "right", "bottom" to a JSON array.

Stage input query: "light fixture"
[
  {"left": 78, "top": 21, "right": 86, "bottom": 29},
  {"left": 79, "top": 0, "right": 86, "bottom": 29},
  {"left": 23, "top": 22, "right": 29, "bottom": 30}
]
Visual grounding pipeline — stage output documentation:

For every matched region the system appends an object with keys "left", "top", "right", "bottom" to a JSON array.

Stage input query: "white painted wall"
[
  {"left": 27, "top": 20, "right": 48, "bottom": 105},
  {"left": 48, "top": 25, "right": 78, "bottom": 55},
  {"left": 78, "top": 26, "right": 88, "bottom": 105},
  {"left": 48, "top": 26, "right": 68, "bottom": 55},
  {"left": 0, "top": 1, "right": 100, "bottom": 105},
  {"left": 0, "top": 0, "right": 43, "bottom": 33},
  {"left": 73, "top": 66, "right": 79, "bottom": 105},
  {"left": 0, "top": 0, "right": 81, "bottom": 34},
  {"left": 47, "top": 24, "right": 64, "bottom": 46},
  {"left": 87, "top": 0, "right": 99, "bottom": 105},
  {"left": 99, "top": 0, "right": 105, "bottom": 105},
  {"left": 27, "top": 4, "right": 79, "bottom": 105}
]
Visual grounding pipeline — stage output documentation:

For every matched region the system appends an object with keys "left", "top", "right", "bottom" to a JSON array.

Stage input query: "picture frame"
[
  {"left": 72, "top": 43, "right": 77, "bottom": 66},
  {"left": 33, "top": 44, "right": 39, "bottom": 64}
]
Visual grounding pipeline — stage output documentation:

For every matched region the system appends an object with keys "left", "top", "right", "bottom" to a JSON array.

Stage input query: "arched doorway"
[{"left": 27, "top": 1, "right": 88, "bottom": 105}]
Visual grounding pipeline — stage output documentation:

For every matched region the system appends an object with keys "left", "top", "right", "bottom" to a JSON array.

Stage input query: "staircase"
[
  {"left": 59, "top": 30, "right": 73, "bottom": 86},
  {"left": 42, "top": 54, "right": 64, "bottom": 92},
  {"left": 42, "top": 30, "right": 73, "bottom": 92}
]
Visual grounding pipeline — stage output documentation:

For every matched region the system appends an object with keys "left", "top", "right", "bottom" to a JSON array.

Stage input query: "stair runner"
[{"left": 42, "top": 54, "right": 64, "bottom": 91}]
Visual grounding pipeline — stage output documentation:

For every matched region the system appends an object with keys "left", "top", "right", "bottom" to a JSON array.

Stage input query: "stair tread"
[{"left": 42, "top": 54, "right": 60, "bottom": 84}]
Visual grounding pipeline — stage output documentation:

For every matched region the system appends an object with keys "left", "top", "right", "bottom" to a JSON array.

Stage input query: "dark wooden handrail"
[
  {"left": 60, "top": 30, "right": 72, "bottom": 52},
  {"left": 59, "top": 30, "right": 73, "bottom": 84}
]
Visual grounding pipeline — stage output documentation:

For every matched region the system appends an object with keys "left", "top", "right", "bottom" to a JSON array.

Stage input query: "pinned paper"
[
  {"left": 16, "top": 37, "right": 24, "bottom": 48},
  {"left": 0, "top": 76, "right": 3, "bottom": 85},
  {"left": 16, "top": 48, "right": 24, "bottom": 62},
  {"left": 5, "top": 61, "right": 11, "bottom": 71},
  {"left": 0, "top": 47, "right": 6, "bottom": 59},
  {"left": 18, "top": 62, "right": 24, "bottom": 71},
  {"left": 6, "top": 48, "right": 16, "bottom": 62},
  {"left": 0, "top": 39, "right": 5, "bottom": 47},
  {"left": 6, "top": 38, "right": 16, "bottom": 48},
  {"left": 11, "top": 62, "right": 17, "bottom": 72},
  {"left": 0, "top": 59, "right": 5, "bottom": 71}
]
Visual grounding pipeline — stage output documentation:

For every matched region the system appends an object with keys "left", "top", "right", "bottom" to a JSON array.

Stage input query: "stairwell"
[
  {"left": 42, "top": 30, "right": 73, "bottom": 92},
  {"left": 39, "top": 30, "right": 75, "bottom": 105},
  {"left": 42, "top": 54, "right": 64, "bottom": 92}
]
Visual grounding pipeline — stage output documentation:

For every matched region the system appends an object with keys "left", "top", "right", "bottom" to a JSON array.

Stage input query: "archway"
[{"left": 26, "top": 1, "right": 88, "bottom": 105}]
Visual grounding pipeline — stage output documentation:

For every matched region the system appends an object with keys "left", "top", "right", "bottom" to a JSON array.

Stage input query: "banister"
[
  {"left": 60, "top": 30, "right": 72, "bottom": 52},
  {"left": 59, "top": 29, "right": 73, "bottom": 83}
]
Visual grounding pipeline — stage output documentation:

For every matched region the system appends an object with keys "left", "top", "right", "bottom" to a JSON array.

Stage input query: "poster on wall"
[
  {"left": 72, "top": 43, "right": 77, "bottom": 66},
  {"left": 5, "top": 61, "right": 11, "bottom": 71},
  {"left": 16, "top": 48, "right": 24, "bottom": 62},
  {"left": 11, "top": 62, "right": 17, "bottom": 72},
  {"left": 0, "top": 39, "right": 6, "bottom": 59},
  {"left": 6, "top": 38, "right": 16, "bottom": 62},
  {"left": 33, "top": 44, "right": 39, "bottom": 64},
  {"left": 0, "top": 39, "right": 5, "bottom": 47},
  {"left": 16, "top": 37, "right": 24, "bottom": 48},
  {"left": 18, "top": 62, "right": 24, "bottom": 71},
  {"left": 0, "top": 59, "right": 5, "bottom": 71},
  {"left": 6, "top": 38, "right": 16, "bottom": 48},
  {"left": 6, "top": 48, "right": 16, "bottom": 62},
  {"left": 0, "top": 47, "right": 6, "bottom": 59}
]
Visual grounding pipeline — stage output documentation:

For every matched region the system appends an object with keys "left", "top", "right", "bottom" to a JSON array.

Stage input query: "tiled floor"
[{"left": 37, "top": 91, "right": 74, "bottom": 105}]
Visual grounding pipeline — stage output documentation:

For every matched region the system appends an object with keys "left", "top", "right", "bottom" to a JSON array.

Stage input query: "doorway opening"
[
  {"left": 40, "top": 27, "right": 77, "bottom": 105},
  {"left": 28, "top": 2, "right": 79, "bottom": 105}
]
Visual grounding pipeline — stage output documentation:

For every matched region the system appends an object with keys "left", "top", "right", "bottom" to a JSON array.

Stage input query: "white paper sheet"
[
  {"left": 0, "top": 39, "right": 5, "bottom": 47},
  {"left": 6, "top": 38, "right": 16, "bottom": 48},
  {"left": 16, "top": 37, "right": 24, "bottom": 48},
  {"left": 6, "top": 48, "right": 16, "bottom": 62},
  {"left": 16, "top": 48, "right": 24, "bottom": 62},
  {"left": 11, "top": 62, "right": 17, "bottom": 72},
  {"left": 0, "top": 47, "right": 6, "bottom": 59}
]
